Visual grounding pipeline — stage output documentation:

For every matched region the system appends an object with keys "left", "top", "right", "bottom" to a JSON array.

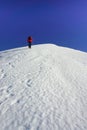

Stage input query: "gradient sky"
[{"left": 0, "top": 0, "right": 87, "bottom": 52}]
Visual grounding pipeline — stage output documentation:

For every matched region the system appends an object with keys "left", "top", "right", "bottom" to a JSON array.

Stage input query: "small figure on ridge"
[{"left": 27, "top": 36, "right": 32, "bottom": 48}]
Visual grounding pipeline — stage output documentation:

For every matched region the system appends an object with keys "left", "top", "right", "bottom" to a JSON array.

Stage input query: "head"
[{"left": 28, "top": 36, "right": 32, "bottom": 38}]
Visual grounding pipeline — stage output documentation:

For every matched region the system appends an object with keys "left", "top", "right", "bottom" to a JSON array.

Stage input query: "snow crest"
[{"left": 0, "top": 44, "right": 87, "bottom": 130}]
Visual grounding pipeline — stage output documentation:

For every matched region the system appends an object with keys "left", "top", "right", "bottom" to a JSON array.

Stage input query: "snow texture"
[{"left": 0, "top": 44, "right": 87, "bottom": 130}]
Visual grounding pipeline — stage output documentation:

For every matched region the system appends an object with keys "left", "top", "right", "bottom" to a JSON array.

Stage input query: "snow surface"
[{"left": 0, "top": 44, "right": 87, "bottom": 130}]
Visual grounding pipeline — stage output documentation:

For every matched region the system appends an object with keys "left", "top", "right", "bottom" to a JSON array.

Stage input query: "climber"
[{"left": 27, "top": 36, "right": 32, "bottom": 48}]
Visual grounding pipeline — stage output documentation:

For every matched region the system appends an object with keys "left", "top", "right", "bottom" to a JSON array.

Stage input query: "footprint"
[
  {"left": 6, "top": 85, "right": 12, "bottom": 93},
  {"left": 26, "top": 79, "right": 32, "bottom": 87},
  {"left": 8, "top": 62, "right": 15, "bottom": 68},
  {"left": 0, "top": 73, "right": 7, "bottom": 80},
  {"left": 0, "top": 98, "right": 8, "bottom": 106},
  {"left": 0, "top": 70, "right": 5, "bottom": 80},
  {"left": 16, "top": 99, "right": 21, "bottom": 104},
  {"left": 10, "top": 93, "right": 14, "bottom": 97}
]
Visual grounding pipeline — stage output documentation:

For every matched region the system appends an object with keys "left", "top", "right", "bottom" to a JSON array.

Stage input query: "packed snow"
[{"left": 0, "top": 44, "right": 87, "bottom": 130}]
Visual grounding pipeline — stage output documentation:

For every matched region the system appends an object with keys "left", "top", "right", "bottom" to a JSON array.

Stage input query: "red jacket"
[{"left": 27, "top": 36, "right": 32, "bottom": 43}]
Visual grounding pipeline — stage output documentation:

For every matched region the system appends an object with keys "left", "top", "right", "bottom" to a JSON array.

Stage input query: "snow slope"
[{"left": 0, "top": 44, "right": 87, "bottom": 130}]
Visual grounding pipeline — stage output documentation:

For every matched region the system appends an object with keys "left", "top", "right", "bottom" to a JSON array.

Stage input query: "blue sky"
[{"left": 0, "top": 0, "right": 87, "bottom": 52}]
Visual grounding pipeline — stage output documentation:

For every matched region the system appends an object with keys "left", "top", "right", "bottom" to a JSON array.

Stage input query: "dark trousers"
[{"left": 28, "top": 42, "right": 31, "bottom": 48}]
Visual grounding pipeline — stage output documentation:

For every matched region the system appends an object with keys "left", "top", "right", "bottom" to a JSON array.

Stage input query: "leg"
[
  {"left": 29, "top": 42, "right": 31, "bottom": 48},
  {"left": 28, "top": 43, "right": 31, "bottom": 48}
]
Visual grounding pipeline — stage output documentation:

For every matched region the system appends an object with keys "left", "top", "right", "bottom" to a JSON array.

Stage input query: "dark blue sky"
[{"left": 0, "top": 0, "right": 87, "bottom": 52}]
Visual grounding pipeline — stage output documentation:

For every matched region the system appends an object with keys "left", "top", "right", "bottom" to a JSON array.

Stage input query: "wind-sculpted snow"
[{"left": 0, "top": 44, "right": 87, "bottom": 130}]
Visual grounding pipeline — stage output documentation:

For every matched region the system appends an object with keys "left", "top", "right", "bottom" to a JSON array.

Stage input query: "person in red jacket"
[{"left": 27, "top": 36, "right": 32, "bottom": 48}]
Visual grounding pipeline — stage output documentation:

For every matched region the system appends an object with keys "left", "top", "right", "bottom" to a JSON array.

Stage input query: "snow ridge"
[{"left": 0, "top": 44, "right": 87, "bottom": 130}]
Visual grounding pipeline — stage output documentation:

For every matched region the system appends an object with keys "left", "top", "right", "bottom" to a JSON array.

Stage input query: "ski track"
[{"left": 0, "top": 44, "right": 87, "bottom": 130}]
